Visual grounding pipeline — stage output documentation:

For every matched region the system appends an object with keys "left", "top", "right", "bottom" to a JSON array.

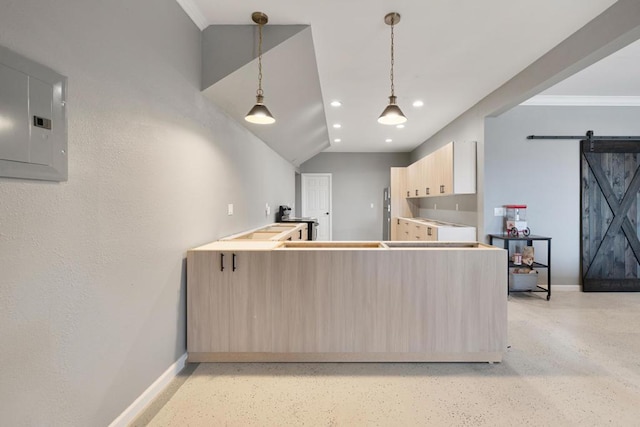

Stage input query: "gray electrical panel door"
[{"left": 0, "top": 45, "right": 67, "bottom": 181}]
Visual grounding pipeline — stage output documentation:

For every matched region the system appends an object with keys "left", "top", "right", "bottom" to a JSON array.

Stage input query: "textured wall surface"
[
  {"left": 0, "top": 1, "right": 294, "bottom": 425},
  {"left": 300, "top": 153, "right": 410, "bottom": 240}
]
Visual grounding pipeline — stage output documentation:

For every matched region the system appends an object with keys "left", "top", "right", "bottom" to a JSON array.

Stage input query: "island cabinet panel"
[
  {"left": 229, "top": 252, "right": 272, "bottom": 352},
  {"left": 187, "top": 251, "right": 230, "bottom": 353},
  {"left": 403, "top": 250, "right": 506, "bottom": 353},
  {"left": 187, "top": 251, "right": 272, "bottom": 353},
  {"left": 187, "top": 242, "right": 507, "bottom": 362},
  {"left": 269, "top": 251, "right": 412, "bottom": 353}
]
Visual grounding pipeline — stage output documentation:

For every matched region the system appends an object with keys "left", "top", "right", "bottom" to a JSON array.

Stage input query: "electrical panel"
[{"left": 0, "top": 45, "right": 67, "bottom": 181}]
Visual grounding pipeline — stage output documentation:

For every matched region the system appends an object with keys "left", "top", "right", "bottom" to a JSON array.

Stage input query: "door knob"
[{"left": 325, "top": 212, "right": 330, "bottom": 215}]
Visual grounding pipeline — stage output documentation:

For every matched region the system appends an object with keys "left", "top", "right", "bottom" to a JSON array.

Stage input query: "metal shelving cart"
[{"left": 489, "top": 234, "right": 551, "bottom": 300}]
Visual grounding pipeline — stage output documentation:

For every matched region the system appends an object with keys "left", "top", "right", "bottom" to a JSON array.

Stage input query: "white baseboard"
[
  {"left": 553, "top": 285, "right": 581, "bottom": 291},
  {"left": 109, "top": 352, "right": 188, "bottom": 427}
]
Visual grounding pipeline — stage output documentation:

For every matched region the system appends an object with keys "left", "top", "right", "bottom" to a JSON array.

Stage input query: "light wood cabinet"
[
  {"left": 433, "top": 142, "right": 453, "bottom": 195},
  {"left": 398, "top": 140, "right": 476, "bottom": 200},
  {"left": 425, "top": 223, "right": 438, "bottom": 241},
  {"left": 187, "top": 250, "right": 272, "bottom": 353},
  {"left": 406, "top": 156, "right": 431, "bottom": 198},
  {"left": 406, "top": 162, "right": 418, "bottom": 198},
  {"left": 229, "top": 252, "right": 272, "bottom": 352},
  {"left": 423, "top": 154, "right": 435, "bottom": 196},
  {"left": 390, "top": 168, "right": 416, "bottom": 238},
  {"left": 394, "top": 217, "right": 475, "bottom": 242},
  {"left": 409, "top": 222, "right": 427, "bottom": 241},
  {"left": 400, "top": 219, "right": 412, "bottom": 241},
  {"left": 187, "top": 250, "right": 230, "bottom": 353},
  {"left": 187, "top": 242, "right": 507, "bottom": 362}
]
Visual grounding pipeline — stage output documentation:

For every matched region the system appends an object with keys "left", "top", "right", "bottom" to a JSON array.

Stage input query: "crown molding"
[
  {"left": 521, "top": 95, "right": 640, "bottom": 107},
  {"left": 176, "top": 0, "right": 208, "bottom": 30}
]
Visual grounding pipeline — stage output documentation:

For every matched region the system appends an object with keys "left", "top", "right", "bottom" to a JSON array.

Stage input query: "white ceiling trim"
[
  {"left": 522, "top": 95, "right": 640, "bottom": 107},
  {"left": 176, "top": 0, "right": 208, "bottom": 30}
]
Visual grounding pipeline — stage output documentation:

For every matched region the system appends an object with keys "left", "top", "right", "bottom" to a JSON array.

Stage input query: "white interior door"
[{"left": 301, "top": 173, "right": 332, "bottom": 241}]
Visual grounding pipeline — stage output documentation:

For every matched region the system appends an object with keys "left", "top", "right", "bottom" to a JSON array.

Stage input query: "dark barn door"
[{"left": 581, "top": 139, "right": 640, "bottom": 291}]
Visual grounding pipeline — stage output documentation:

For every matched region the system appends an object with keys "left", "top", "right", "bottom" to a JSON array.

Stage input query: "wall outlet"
[
  {"left": 494, "top": 207, "right": 505, "bottom": 216},
  {"left": 266, "top": 203, "right": 270, "bottom": 216},
  {"left": 228, "top": 204, "right": 234, "bottom": 215}
]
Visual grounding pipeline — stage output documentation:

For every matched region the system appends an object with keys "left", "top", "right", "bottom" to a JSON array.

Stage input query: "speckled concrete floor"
[{"left": 133, "top": 292, "right": 640, "bottom": 426}]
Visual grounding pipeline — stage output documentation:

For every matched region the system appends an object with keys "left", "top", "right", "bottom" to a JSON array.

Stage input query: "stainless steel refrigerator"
[{"left": 382, "top": 187, "right": 391, "bottom": 240}]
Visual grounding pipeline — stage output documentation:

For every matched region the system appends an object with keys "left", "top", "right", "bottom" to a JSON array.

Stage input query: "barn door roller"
[{"left": 527, "top": 131, "right": 640, "bottom": 151}]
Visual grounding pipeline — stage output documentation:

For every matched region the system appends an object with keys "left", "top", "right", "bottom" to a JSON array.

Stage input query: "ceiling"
[
  {"left": 525, "top": 37, "right": 640, "bottom": 104},
  {"left": 177, "top": 0, "right": 619, "bottom": 164}
]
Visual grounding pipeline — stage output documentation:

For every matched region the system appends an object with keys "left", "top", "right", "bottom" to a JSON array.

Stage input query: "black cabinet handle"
[
  {"left": 427, "top": 227, "right": 432, "bottom": 236},
  {"left": 397, "top": 219, "right": 400, "bottom": 225},
  {"left": 220, "top": 253, "right": 225, "bottom": 271},
  {"left": 232, "top": 253, "right": 237, "bottom": 271},
  {"left": 440, "top": 185, "right": 445, "bottom": 193},
  {"left": 426, "top": 187, "right": 430, "bottom": 195},
  {"left": 415, "top": 189, "right": 419, "bottom": 196},
  {"left": 406, "top": 191, "right": 410, "bottom": 197},
  {"left": 299, "top": 229, "right": 302, "bottom": 239}
]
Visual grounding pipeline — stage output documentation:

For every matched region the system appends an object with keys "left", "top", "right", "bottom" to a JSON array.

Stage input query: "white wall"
[
  {"left": 485, "top": 105, "right": 640, "bottom": 286},
  {"left": 300, "top": 153, "right": 410, "bottom": 240},
  {"left": 0, "top": 1, "right": 295, "bottom": 425}
]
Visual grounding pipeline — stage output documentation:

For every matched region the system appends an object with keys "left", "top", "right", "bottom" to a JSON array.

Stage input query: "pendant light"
[
  {"left": 245, "top": 12, "right": 275, "bottom": 125},
  {"left": 378, "top": 12, "right": 407, "bottom": 125}
]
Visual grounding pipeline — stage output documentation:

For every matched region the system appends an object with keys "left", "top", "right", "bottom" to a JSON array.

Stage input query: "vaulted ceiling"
[{"left": 177, "top": 0, "right": 620, "bottom": 166}]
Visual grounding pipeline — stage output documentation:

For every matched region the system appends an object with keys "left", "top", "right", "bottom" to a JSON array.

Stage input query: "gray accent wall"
[
  {"left": 0, "top": 1, "right": 294, "bottom": 425},
  {"left": 300, "top": 153, "right": 410, "bottom": 240},
  {"left": 485, "top": 105, "right": 640, "bottom": 286},
  {"left": 201, "top": 24, "right": 307, "bottom": 89}
]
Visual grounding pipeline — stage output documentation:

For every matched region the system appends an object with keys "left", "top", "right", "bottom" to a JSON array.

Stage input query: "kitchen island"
[{"left": 187, "top": 239, "right": 507, "bottom": 363}]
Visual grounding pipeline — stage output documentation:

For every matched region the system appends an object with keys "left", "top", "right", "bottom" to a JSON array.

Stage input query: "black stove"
[{"left": 276, "top": 206, "right": 318, "bottom": 240}]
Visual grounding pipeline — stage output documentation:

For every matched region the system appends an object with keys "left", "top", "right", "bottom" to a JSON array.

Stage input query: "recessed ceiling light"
[
  {"left": 333, "top": 123, "right": 341, "bottom": 129},
  {"left": 385, "top": 138, "right": 393, "bottom": 143},
  {"left": 412, "top": 100, "right": 424, "bottom": 107},
  {"left": 334, "top": 138, "right": 341, "bottom": 143},
  {"left": 330, "top": 100, "right": 342, "bottom": 107},
  {"left": 396, "top": 124, "right": 405, "bottom": 129}
]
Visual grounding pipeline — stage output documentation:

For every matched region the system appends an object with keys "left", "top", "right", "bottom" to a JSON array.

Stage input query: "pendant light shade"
[
  {"left": 378, "top": 12, "right": 407, "bottom": 125},
  {"left": 245, "top": 95, "right": 275, "bottom": 124},
  {"left": 378, "top": 96, "right": 407, "bottom": 125},
  {"left": 245, "top": 12, "right": 275, "bottom": 125}
]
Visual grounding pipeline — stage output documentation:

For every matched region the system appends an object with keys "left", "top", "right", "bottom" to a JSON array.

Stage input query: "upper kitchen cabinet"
[
  {"left": 434, "top": 141, "right": 476, "bottom": 196},
  {"left": 404, "top": 141, "right": 476, "bottom": 199}
]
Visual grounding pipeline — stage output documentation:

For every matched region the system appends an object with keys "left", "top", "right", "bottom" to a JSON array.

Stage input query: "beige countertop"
[{"left": 191, "top": 240, "right": 498, "bottom": 251}]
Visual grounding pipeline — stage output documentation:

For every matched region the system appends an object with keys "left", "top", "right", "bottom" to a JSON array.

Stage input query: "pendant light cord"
[
  {"left": 257, "top": 23, "right": 264, "bottom": 97},
  {"left": 390, "top": 17, "right": 395, "bottom": 98}
]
